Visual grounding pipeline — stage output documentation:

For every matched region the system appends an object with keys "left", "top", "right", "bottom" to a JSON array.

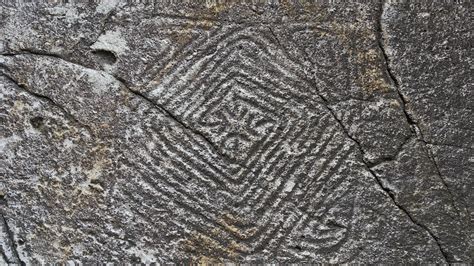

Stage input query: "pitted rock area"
[{"left": 0, "top": 1, "right": 472, "bottom": 264}]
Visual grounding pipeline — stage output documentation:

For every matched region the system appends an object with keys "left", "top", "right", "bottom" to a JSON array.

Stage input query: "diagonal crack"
[
  {"left": 0, "top": 72, "right": 94, "bottom": 136},
  {"left": 299, "top": 3, "right": 450, "bottom": 261},
  {"left": 319, "top": 88, "right": 450, "bottom": 263},
  {"left": 0, "top": 214, "right": 24, "bottom": 265},
  {"left": 375, "top": 1, "right": 461, "bottom": 262},
  {"left": 268, "top": 26, "right": 283, "bottom": 50},
  {"left": 2, "top": 49, "right": 67, "bottom": 63},
  {"left": 303, "top": 70, "right": 430, "bottom": 252},
  {"left": 377, "top": 0, "right": 464, "bottom": 219},
  {"left": 113, "top": 76, "right": 256, "bottom": 173},
  {"left": 114, "top": 75, "right": 231, "bottom": 159},
  {"left": 2, "top": 51, "right": 252, "bottom": 172}
]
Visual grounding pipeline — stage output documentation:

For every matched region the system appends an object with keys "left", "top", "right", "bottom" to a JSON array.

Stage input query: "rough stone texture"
[{"left": 0, "top": 1, "right": 472, "bottom": 264}]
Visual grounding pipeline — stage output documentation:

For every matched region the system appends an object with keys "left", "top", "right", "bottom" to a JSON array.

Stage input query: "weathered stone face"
[{"left": 0, "top": 1, "right": 472, "bottom": 264}]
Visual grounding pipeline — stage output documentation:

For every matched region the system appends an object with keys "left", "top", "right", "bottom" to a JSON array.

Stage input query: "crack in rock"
[
  {"left": 0, "top": 70, "right": 94, "bottom": 136},
  {"left": 376, "top": 1, "right": 463, "bottom": 262},
  {"left": 301, "top": 54, "right": 450, "bottom": 261},
  {"left": 1, "top": 3, "right": 471, "bottom": 263},
  {"left": 0, "top": 214, "right": 24, "bottom": 265},
  {"left": 113, "top": 75, "right": 256, "bottom": 175},
  {"left": 2, "top": 51, "right": 256, "bottom": 176}
]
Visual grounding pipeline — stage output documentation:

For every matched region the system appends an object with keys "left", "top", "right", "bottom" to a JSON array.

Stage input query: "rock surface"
[{"left": 0, "top": 1, "right": 472, "bottom": 264}]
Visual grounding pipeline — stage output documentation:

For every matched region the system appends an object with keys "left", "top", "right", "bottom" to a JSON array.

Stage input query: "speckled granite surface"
[{"left": 0, "top": 1, "right": 472, "bottom": 264}]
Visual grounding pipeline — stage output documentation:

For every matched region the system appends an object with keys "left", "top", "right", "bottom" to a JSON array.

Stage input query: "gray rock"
[{"left": 0, "top": 1, "right": 472, "bottom": 264}]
